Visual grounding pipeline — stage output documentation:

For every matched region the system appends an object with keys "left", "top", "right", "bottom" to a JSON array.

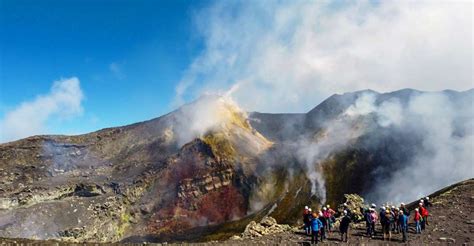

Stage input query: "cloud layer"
[
  {"left": 0, "top": 77, "right": 84, "bottom": 143},
  {"left": 176, "top": 1, "right": 473, "bottom": 113}
]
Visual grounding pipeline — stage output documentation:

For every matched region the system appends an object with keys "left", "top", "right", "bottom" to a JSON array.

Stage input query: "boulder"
[
  {"left": 338, "top": 194, "right": 365, "bottom": 221},
  {"left": 241, "top": 216, "right": 292, "bottom": 238}
]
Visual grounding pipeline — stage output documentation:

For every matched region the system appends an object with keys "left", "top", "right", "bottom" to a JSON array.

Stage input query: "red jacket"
[
  {"left": 420, "top": 206, "right": 429, "bottom": 217},
  {"left": 414, "top": 211, "right": 422, "bottom": 221}
]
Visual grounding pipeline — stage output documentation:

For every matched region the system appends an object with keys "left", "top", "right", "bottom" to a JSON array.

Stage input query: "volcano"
[{"left": 0, "top": 89, "right": 472, "bottom": 243}]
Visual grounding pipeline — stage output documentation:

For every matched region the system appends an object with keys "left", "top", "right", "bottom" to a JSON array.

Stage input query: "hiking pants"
[
  {"left": 341, "top": 229, "right": 349, "bottom": 242},
  {"left": 415, "top": 221, "right": 421, "bottom": 233},
  {"left": 366, "top": 222, "right": 371, "bottom": 236},
  {"left": 371, "top": 222, "right": 376, "bottom": 236},
  {"left": 305, "top": 223, "right": 310, "bottom": 235},
  {"left": 401, "top": 226, "right": 407, "bottom": 242},
  {"left": 311, "top": 231, "right": 319, "bottom": 244},
  {"left": 320, "top": 227, "right": 326, "bottom": 241}
]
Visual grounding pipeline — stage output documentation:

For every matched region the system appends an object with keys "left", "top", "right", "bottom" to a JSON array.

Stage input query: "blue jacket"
[
  {"left": 399, "top": 214, "right": 408, "bottom": 227},
  {"left": 311, "top": 217, "right": 323, "bottom": 232}
]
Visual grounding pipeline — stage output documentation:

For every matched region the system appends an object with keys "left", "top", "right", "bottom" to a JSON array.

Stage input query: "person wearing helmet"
[
  {"left": 322, "top": 207, "right": 330, "bottom": 233},
  {"left": 379, "top": 206, "right": 386, "bottom": 231},
  {"left": 424, "top": 197, "right": 432, "bottom": 208},
  {"left": 400, "top": 202, "right": 408, "bottom": 216},
  {"left": 310, "top": 212, "right": 323, "bottom": 244},
  {"left": 369, "top": 208, "right": 378, "bottom": 238},
  {"left": 339, "top": 210, "right": 351, "bottom": 242},
  {"left": 304, "top": 207, "right": 312, "bottom": 235},
  {"left": 364, "top": 208, "right": 371, "bottom": 237},
  {"left": 381, "top": 210, "right": 392, "bottom": 241},
  {"left": 423, "top": 197, "right": 432, "bottom": 225},
  {"left": 414, "top": 208, "right": 422, "bottom": 233},
  {"left": 399, "top": 209, "right": 408, "bottom": 242},
  {"left": 389, "top": 206, "right": 396, "bottom": 232},
  {"left": 318, "top": 211, "right": 327, "bottom": 242},
  {"left": 326, "top": 205, "right": 336, "bottom": 232},
  {"left": 394, "top": 207, "right": 402, "bottom": 233},
  {"left": 419, "top": 202, "right": 429, "bottom": 230}
]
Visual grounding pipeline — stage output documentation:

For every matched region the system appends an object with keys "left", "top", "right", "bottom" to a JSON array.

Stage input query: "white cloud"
[
  {"left": 176, "top": 0, "right": 473, "bottom": 113},
  {"left": 0, "top": 77, "right": 84, "bottom": 143}
]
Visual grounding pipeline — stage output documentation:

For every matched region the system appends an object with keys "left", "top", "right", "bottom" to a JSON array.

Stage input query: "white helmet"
[
  {"left": 426, "top": 196, "right": 429, "bottom": 200},
  {"left": 400, "top": 202, "right": 405, "bottom": 206},
  {"left": 305, "top": 206, "right": 309, "bottom": 210},
  {"left": 344, "top": 210, "right": 348, "bottom": 215},
  {"left": 308, "top": 208, "right": 312, "bottom": 212},
  {"left": 371, "top": 203, "right": 376, "bottom": 208}
]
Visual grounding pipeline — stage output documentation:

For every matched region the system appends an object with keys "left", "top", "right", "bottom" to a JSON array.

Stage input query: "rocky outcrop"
[
  {"left": 177, "top": 168, "right": 234, "bottom": 209},
  {"left": 237, "top": 217, "right": 295, "bottom": 239},
  {"left": 338, "top": 194, "right": 365, "bottom": 221}
]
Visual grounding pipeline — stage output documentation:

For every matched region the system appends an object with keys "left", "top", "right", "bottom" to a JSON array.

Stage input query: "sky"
[{"left": 0, "top": 0, "right": 473, "bottom": 142}]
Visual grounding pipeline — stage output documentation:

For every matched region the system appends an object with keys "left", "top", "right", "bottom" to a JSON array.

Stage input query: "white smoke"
[
  {"left": 0, "top": 77, "right": 84, "bottom": 143},
  {"left": 294, "top": 95, "right": 374, "bottom": 202},
  {"left": 172, "top": 95, "right": 247, "bottom": 147},
  {"left": 343, "top": 91, "right": 474, "bottom": 203},
  {"left": 175, "top": 1, "right": 472, "bottom": 113}
]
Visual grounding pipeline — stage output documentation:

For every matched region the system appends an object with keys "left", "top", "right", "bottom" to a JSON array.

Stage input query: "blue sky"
[
  {"left": 1, "top": 0, "right": 209, "bottom": 136},
  {"left": 0, "top": 0, "right": 471, "bottom": 142}
]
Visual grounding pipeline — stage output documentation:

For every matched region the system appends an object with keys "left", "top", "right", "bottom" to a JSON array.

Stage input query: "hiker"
[
  {"left": 325, "top": 205, "right": 336, "bottom": 232},
  {"left": 322, "top": 207, "right": 330, "bottom": 233},
  {"left": 311, "top": 212, "right": 323, "bottom": 244},
  {"left": 379, "top": 206, "right": 386, "bottom": 231},
  {"left": 414, "top": 208, "right": 422, "bottom": 234},
  {"left": 318, "top": 211, "right": 327, "bottom": 241},
  {"left": 424, "top": 197, "right": 432, "bottom": 209},
  {"left": 423, "top": 197, "right": 432, "bottom": 225},
  {"left": 381, "top": 209, "right": 392, "bottom": 241},
  {"left": 400, "top": 202, "right": 409, "bottom": 216},
  {"left": 364, "top": 208, "right": 372, "bottom": 236},
  {"left": 305, "top": 208, "right": 313, "bottom": 236},
  {"left": 399, "top": 209, "right": 408, "bottom": 242},
  {"left": 304, "top": 208, "right": 313, "bottom": 235},
  {"left": 394, "top": 207, "right": 401, "bottom": 233},
  {"left": 390, "top": 206, "right": 396, "bottom": 232},
  {"left": 419, "top": 202, "right": 429, "bottom": 229},
  {"left": 369, "top": 208, "right": 378, "bottom": 237},
  {"left": 339, "top": 210, "right": 351, "bottom": 242}
]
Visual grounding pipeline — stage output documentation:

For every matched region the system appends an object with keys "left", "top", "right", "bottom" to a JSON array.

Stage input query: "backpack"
[{"left": 370, "top": 212, "right": 377, "bottom": 223}]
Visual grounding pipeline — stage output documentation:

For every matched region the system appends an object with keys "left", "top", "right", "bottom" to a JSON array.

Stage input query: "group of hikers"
[{"left": 302, "top": 197, "right": 432, "bottom": 244}]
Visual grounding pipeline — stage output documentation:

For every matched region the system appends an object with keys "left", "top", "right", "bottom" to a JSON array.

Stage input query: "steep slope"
[{"left": 0, "top": 96, "right": 279, "bottom": 242}]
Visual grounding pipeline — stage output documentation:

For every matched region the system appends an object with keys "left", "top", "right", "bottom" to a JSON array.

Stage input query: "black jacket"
[{"left": 340, "top": 215, "right": 351, "bottom": 232}]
